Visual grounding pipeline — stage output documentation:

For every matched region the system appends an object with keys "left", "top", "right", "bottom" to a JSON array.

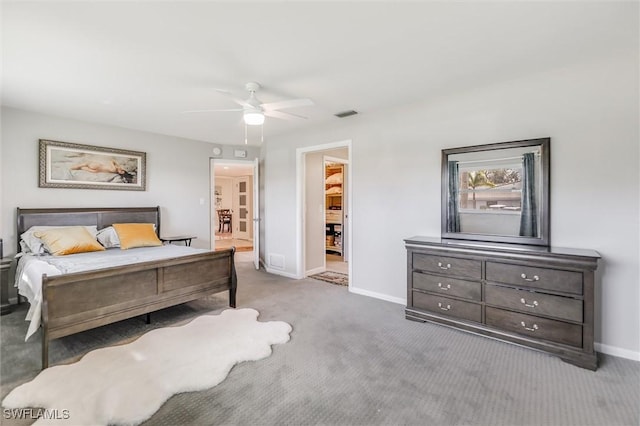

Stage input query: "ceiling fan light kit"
[
  {"left": 243, "top": 110, "right": 265, "bottom": 126},
  {"left": 243, "top": 83, "right": 265, "bottom": 126}
]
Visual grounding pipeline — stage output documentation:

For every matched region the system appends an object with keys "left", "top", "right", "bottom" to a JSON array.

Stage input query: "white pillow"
[
  {"left": 20, "top": 225, "right": 99, "bottom": 254},
  {"left": 97, "top": 226, "right": 120, "bottom": 248}
]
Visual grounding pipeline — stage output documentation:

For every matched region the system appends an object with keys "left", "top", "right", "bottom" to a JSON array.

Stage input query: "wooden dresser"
[{"left": 405, "top": 236, "right": 600, "bottom": 370}]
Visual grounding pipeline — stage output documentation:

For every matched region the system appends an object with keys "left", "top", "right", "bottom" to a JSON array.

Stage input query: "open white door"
[
  {"left": 234, "top": 176, "right": 252, "bottom": 240},
  {"left": 253, "top": 157, "right": 260, "bottom": 270}
]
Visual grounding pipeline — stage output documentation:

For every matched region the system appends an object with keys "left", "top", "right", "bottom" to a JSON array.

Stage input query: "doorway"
[
  {"left": 324, "top": 156, "right": 348, "bottom": 274},
  {"left": 211, "top": 159, "right": 260, "bottom": 269},
  {"left": 297, "top": 140, "right": 352, "bottom": 282}
]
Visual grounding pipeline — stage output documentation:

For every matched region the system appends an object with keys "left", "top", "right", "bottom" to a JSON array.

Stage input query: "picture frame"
[{"left": 39, "top": 139, "right": 146, "bottom": 191}]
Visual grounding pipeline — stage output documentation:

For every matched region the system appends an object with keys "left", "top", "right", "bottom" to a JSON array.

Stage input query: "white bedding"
[{"left": 15, "top": 245, "right": 210, "bottom": 341}]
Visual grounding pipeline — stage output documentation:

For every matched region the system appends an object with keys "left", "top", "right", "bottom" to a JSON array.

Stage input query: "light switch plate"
[{"left": 234, "top": 149, "right": 247, "bottom": 158}]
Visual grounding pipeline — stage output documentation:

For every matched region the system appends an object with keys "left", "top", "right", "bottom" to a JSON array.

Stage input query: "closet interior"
[{"left": 325, "top": 162, "right": 344, "bottom": 257}]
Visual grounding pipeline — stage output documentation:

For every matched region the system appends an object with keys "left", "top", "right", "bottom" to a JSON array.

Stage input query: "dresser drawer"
[
  {"left": 485, "top": 284, "right": 582, "bottom": 323},
  {"left": 413, "top": 292, "right": 482, "bottom": 323},
  {"left": 413, "top": 253, "right": 481, "bottom": 280},
  {"left": 413, "top": 272, "right": 481, "bottom": 301},
  {"left": 486, "top": 262, "right": 583, "bottom": 295},
  {"left": 485, "top": 307, "right": 582, "bottom": 347}
]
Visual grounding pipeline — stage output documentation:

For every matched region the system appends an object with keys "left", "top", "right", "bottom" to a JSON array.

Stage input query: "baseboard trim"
[
  {"left": 305, "top": 267, "right": 325, "bottom": 277},
  {"left": 265, "top": 267, "right": 300, "bottom": 280},
  {"left": 349, "top": 287, "right": 406, "bottom": 305},
  {"left": 595, "top": 342, "right": 640, "bottom": 362}
]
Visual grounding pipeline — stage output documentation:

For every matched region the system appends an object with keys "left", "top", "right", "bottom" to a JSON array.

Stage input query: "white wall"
[
  {"left": 263, "top": 51, "right": 639, "bottom": 359},
  {"left": 215, "top": 177, "right": 234, "bottom": 210},
  {"left": 460, "top": 211, "right": 520, "bottom": 235},
  {"left": 1, "top": 107, "right": 259, "bottom": 253}
]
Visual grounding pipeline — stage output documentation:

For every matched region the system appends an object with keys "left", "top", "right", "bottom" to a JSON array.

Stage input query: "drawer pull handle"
[
  {"left": 437, "top": 262, "right": 452, "bottom": 270},
  {"left": 520, "top": 321, "right": 539, "bottom": 332},
  {"left": 437, "top": 302, "right": 451, "bottom": 311},
  {"left": 520, "top": 273, "right": 540, "bottom": 282},
  {"left": 437, "top": 283, "right": 451, "bottom": 291},
  {"left": 520, "top": 298, "right": 539, "bottom": 308}
]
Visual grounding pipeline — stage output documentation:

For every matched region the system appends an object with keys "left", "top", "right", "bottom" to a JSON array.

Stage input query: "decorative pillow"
[
  {"left": 113, "top": 223, "right": 162, "bottom": 250},
  {"left": 97, "top": 226, "right": 120, "bottom": 248},
  {"left": 34, "top": 227, "right": 105, "bottom": 256},
  {"left": 21, "top": 225, "right": 98, "bottom": 254}
]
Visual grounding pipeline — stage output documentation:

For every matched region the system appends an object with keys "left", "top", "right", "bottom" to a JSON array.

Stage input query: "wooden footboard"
[{"left": 41, "top": 247, "right": 237, "bottom": 369}]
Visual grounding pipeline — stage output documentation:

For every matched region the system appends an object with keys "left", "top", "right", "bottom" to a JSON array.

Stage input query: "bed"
[{"left": 14, "top": 206, "right": 237, "bottom": 369}]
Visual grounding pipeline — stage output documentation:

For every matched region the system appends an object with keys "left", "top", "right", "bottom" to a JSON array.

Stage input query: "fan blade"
[
  {"left": 264, "top": 110, "right": 308, "bottom": 120},
  {"left": 213, "top": 88, "right": 253, "bottom": 108},
  {"left": 213, "top": 88, "right": 233, "bottom": 95},
  {"left": 234, "top": 99, "right": 253, "bottom": 108},
  {"left": 261, "top": 98, "right": 314, "bottom": 111},
  {"left": 182, "top": 108, "right": 243, "bottom": 113}
]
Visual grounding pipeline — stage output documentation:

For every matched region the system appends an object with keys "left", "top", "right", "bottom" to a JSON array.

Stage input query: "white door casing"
[
  {"left": 210, "top": 158, "right": 259, "bottom": 270},
  {"left": 253, "top": 157, "right": 260, "bottom": 270},
  {"left": 296, "top": 139, "right": 352, "bottom": 281}
]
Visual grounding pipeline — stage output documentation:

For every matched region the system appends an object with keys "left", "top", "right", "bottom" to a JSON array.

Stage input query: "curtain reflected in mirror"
[
  {"left": 519, "top": 152, "right": 537, "bottom": 237},
  {"left": 447, "top": 161, "right": 460, "bottom": 232}
]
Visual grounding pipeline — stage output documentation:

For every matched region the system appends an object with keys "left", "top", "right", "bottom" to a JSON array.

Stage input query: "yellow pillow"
[
  {"left": 34, "top": 227, "right": 105, "bottom": 256},
  {"left": 113, "top": 223, "right": 162, "bottom": 250}
]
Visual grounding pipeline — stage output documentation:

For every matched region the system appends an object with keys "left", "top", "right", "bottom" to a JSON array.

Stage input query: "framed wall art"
[{"left": 39, "top": 139, "right": 146, "bottom": 191}]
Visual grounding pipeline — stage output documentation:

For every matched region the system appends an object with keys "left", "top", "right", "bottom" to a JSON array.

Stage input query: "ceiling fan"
[{"left": 184, "top": 82, "right": 314, "bottom": 126}]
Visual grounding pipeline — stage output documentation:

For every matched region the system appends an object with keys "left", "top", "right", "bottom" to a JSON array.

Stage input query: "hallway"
[
  {"left": 326, "top": 254, "right": 348, "bottom": 274},
  {"left": 215, "top": 234, "right": 253, "bottom": 252}
]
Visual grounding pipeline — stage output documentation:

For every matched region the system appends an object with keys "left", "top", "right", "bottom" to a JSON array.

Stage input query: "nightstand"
[
  {"left": 160, "top": 236, "right": 197, "bottom": 246},
  {"left": 1, "top": 257, "right": 13, "bottom": 315}
]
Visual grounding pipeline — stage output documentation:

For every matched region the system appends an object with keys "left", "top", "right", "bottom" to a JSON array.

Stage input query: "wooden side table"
[
  {"left": 160, "top": 236, "right": 197, "bottom": 246},
  {"left": 1, "top": 257, "right": 13, "bottom": 315}
]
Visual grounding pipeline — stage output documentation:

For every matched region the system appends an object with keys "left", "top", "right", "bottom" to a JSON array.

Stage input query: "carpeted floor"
[
  {"left": 309, "top": 270, "right": 349, "bottom": 286},
  {"left": 3, "top": 308, "right": 291, "bottom": 425},
  {"left": 1, "top": 255, "right": 639, "bottom": 425}
]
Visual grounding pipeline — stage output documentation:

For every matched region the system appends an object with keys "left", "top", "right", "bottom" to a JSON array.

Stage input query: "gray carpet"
[{"left": 1, "top": 256, "right": 639, "bottom": 426}]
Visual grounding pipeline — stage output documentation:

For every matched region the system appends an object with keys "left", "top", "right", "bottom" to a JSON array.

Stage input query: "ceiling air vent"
[{"left": 334, "top": 110, "right": 358, "bottom": 118}]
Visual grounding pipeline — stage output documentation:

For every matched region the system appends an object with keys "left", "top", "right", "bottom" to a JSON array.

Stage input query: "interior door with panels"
[{"left": 235, "top": 176, "right": 252, "bottom": 240}]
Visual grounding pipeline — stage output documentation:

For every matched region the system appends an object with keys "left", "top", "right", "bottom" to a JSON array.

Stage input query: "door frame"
[
  {"left": 210, "top": 158, "right": 260, "bottom": 269},
  {"left": 296, "top": 139, "right": 352, "bottom": 282}
]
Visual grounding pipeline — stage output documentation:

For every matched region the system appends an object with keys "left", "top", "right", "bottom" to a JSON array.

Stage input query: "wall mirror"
[{"left": 441, "top": 137, "right": 550, "bottom": 246}]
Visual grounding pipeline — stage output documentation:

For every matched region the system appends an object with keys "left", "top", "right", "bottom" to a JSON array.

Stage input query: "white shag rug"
[{"left": 3, "top": 308, "right": 292, "bottom": 425}]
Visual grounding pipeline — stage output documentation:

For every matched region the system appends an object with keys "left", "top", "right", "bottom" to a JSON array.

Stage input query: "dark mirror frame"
[{"left": 441, "top": 137, "right": 550, "bottom": 247}]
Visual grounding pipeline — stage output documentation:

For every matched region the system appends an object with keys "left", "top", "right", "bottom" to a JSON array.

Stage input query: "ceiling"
[
  {"left": 2, "top": 2, "right": 636, "bottom": 146},
  {"left": 213, "top": 163, "right": 254, "bottom": 178}
]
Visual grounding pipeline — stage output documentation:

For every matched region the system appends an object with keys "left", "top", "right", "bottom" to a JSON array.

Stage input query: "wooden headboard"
[{"left": 16, "top": 206, "right": 161, "bottom": 252}]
